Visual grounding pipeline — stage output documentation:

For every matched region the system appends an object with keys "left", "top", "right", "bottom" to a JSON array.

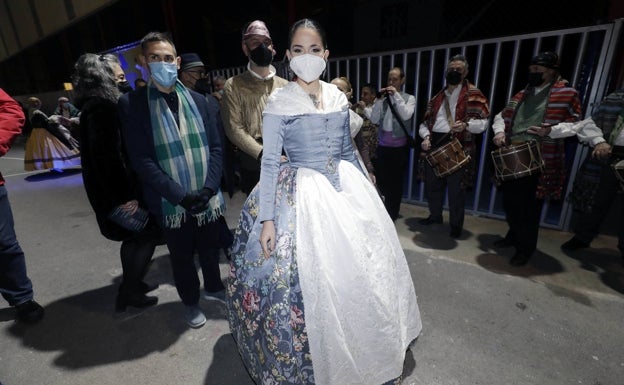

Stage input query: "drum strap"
[
  {"left": 432, "top": 98, "right": 454, "bottom": 146},
  {"left": 443, "top": 97, "right": 454, "bottom": 127}
]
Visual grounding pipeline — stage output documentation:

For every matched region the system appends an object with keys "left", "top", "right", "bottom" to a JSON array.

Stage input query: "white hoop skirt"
[{"left": 227, "top": 161, "right": 421, "bottom": 385}]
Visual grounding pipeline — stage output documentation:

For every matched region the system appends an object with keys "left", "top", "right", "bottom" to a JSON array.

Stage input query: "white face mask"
[{"left": 289, "top": 54, "right": 326, "bottom": 83}]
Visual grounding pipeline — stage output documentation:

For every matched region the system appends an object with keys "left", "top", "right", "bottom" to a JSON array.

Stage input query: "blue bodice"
[{"left": 258, "top": 108, "right": 363, "bottom": 222}]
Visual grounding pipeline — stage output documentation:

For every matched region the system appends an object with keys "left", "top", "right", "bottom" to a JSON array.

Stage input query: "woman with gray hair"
[{"left": 72, "top": 53, "right": 161, "bottom": 311}]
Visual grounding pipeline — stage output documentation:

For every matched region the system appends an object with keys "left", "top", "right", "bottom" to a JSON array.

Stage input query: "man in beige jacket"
[{"left": 221, "top": 20, "right": 288, "bottom": 195}]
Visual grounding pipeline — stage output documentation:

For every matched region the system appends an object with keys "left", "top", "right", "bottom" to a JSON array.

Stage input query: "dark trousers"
[
  {"left": 118, "top": 227, "right": 160, "bottom": 294},
  {"left": 0, "top": 185, "right": 33, "bottom": 306},
  {"left": 164, "top": 217, "right": 223, "bottom": 306},
  {"left": 424, "top": 162, "right": 466, "bottom": 229},
  {"left": 375, "top": 145, "right": 409, "bottom": 221},
  {"left": 197, "top": 248, "right": 222, "bottom": 292},
  {"left": 501, "top": 174, "right": 543, "bottom": 256},
  {"left": 239, "top": 152, "right": 260, "bottom": 196},
  {"left": 573, "top": 162, "right": 624, "bottom": 252}
]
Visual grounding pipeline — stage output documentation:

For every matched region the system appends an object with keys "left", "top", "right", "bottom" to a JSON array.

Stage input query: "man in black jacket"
[{"left": 119, "top": 32, "right": 224, "bottom": 329}]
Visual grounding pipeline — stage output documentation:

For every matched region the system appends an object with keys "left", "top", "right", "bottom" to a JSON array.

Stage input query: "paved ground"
[{"left": 1, "top": 139, "right": 623, "bottom": 385}]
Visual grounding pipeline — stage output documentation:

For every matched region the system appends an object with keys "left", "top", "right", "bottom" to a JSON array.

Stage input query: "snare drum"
[
  {"left": 612, "top": 159, "right": 624, "bottom": 190},
  {"left": 491, "top": 140, "right": 545, "bottom": 181},
  {"left": 425, "top": 138, "right": 471, "bottom": 178}
]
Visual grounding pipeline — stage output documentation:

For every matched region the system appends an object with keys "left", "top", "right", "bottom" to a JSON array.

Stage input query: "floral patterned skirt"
[{"left": 226, "top": 162, "right": 421, "bottom": 385}]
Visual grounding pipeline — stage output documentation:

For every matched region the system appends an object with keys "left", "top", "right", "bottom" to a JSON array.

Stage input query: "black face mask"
[
  {"left": 445, "top": 71, "right": 462, "bottom": 85},
  {"left": 527, "top": 72, "right": 545, "bottom": 87},
  {"left": 117, "top": 80, "right": 133, "bottom": 94},
  {"left": 194, "top": 78, "right": 211, "bottom": 95},
  {"left": 249, "top": 43, "right": 273, "bottom": 67}
]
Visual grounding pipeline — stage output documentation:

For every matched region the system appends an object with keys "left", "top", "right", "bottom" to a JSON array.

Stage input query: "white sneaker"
[
  {"left": 184, "top": 305, "right": 206, "bottom": 328},
  {"left": 203, "top": 289, "right": 226, "bottom": 304}
]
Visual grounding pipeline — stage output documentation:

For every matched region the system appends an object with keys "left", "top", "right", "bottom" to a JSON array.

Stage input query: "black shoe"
[
  {"left": 561, "top": 237, "right": 590, "bottom": 251},
  {"left": 115, "top": 292, "right": 158, "bottom": 312},
  {"left": 15, "top": 300, "right": 44, "bottom": 324},
  {"left": 418, "top": 216, "right": 442, "bottom": 225},
  {"left": 493, "top": 238, "right": 514, "bottom": 248},
  {"left": 450, "top": 226, "right": 462, "bottom": 238},
  {"left": 509, "top": 253, "right": 530, "bottom": 266},
  {"left": 139, "top": 281, "right": 159, "bottom": 294}
]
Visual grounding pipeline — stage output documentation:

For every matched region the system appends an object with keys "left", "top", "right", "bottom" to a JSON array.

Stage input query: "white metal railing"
[{"left": 211, "top": 19, "right": 623, "bottom": 230}]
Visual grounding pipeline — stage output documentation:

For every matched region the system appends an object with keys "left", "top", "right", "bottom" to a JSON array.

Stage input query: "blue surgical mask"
[{"left": 148, "top": 61, "right": 178, "bottom": 88}]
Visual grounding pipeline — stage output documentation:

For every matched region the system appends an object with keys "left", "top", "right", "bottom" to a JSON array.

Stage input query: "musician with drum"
[
  {"left": 550, "top": 89, "right": 624, "bottom": 266},
  {"left": 491, "top": 51, "right": 582, "bottom": 266},
  {"left": 418, "top": 54, "right": 490, "bottom": 238}
]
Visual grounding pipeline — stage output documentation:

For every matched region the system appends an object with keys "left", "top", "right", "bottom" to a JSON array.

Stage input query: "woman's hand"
[{"left": 260, "top": 220, "right": 276, "bottom": 258}]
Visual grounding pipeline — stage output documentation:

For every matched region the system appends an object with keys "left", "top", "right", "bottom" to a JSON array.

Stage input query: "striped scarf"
[
  {"left": 500, "top": 80, "right": 581, "bottom": 200},
  {"left": 148, "top": 81, "right": 225, "bottom": 228}
]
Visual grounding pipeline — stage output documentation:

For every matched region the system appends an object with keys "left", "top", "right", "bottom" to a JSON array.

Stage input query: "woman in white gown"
[{"left": 226, "top": 18, "right": 422, "bottom": 385}]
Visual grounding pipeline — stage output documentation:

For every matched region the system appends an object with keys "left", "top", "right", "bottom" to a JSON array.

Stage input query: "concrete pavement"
[{"left": 1, "top": 139, "right": 623, "bottom": 385}]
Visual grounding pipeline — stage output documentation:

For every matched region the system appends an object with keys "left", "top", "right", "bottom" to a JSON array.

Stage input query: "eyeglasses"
[
  {"left": 146, "top": 54, "right": 176, "bottom": 63},
  {"left": 185, "top": 70, "right": 206, "bottom": 78}
]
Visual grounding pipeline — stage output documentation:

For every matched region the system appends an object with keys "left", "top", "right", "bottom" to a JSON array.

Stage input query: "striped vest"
[{"left": 500, "top": 80, "right": 581, "bottom": 200}]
